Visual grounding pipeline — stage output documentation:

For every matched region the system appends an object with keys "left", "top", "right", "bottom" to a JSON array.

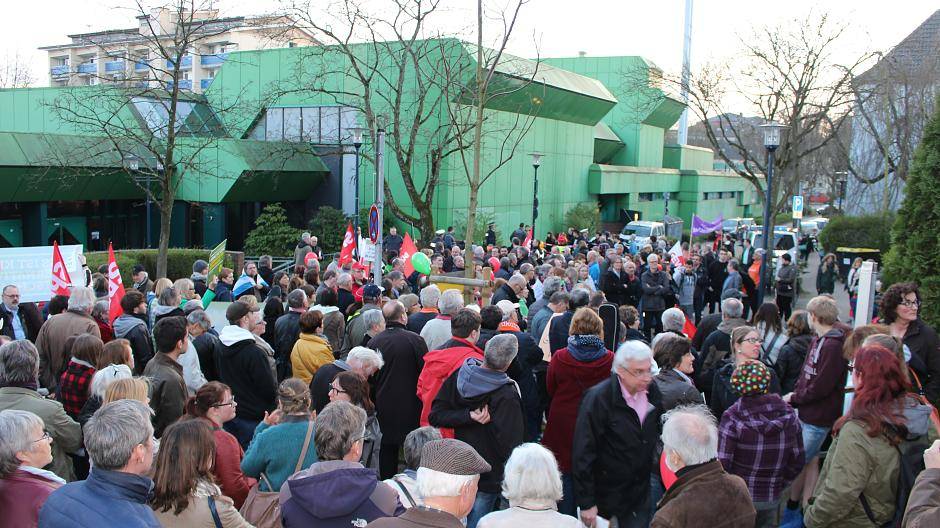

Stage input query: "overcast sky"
[{"left": 2, "top": 0, "right": 936, "bottom": 106}]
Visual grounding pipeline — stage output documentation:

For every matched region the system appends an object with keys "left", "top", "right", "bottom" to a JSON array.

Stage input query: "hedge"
[
  {"left": 816, "top": 214, "right": 894, "bottom": 254},
  {"left": 85, "top": 249, "right": 236, "bottom": 286}
]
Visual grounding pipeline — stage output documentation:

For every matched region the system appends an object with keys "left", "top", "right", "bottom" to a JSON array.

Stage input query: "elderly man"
[
  {"left": 187, "top": 309, "right": 223, "bottom": 382},
  {"left": 0, "top": 340, "right": 82, "bottom": 482},
  {"left": 659, "top": 307, "right": 687, "bottom": 338},
  {"left": 573, "top": 341, "right": 663, "bottom": 528},
  {"left": 281, "top": 401, "right": 404, "bottom": 527},
  {"left": 360, "top": 309, "right": 386, "bottom": 348},
  {"left": 640, "top": 254, "right": 671, "bottom": 341},
  {"left": 420, "top": 289, "right": 464, "bottom": 351},
  {"left": 417, "top": 309, "right": 483, "bottom": 430},
  {"left": 310, "top": 346, "right": 385, "bottom": 413},
  {"left": 218, "top": 302, "right": 278, "bottom": 449},
  {"left": 696, "top": 297, "right": 747, "bottom": 399},
  {"left": 294, "top": 232, "right": 314, "bottom": 270},
  {"left": 430, "top": 334, "right": 524, "bottom": 527},
  {"left": 35, "top": 286, "right": 100, "bottom": 392},
  {"left": 369, "top": 438, "right": 491, "bottom": 528},
  {"left": 490, "top": 274, "right": 528, "bottom": 308},
  {"left": 336, "top": 272, "right": 357, "bottom": 315},
  {"left": 528, "top": 278, "right": 566, "bottom": 335},
  {"left": 408, "top": 285, "right": 441, "bottom": 334},
  {"left": 380, "top": 427, "right": 442, "bottom": 508},
  {"left": 370, "top": 301, "right": 430, "bottom": 480},
  {"left": 493, "top": 300, "right": 542, "bottom": 442},
  {"left": 275, "top": 289, "right": 309, "bottom": 381},
  {"left": 39, "top": 400, "right": 159, "bottom": 527},
  {"left": 0, "top": 285, "right": 43, "bottom": 342},
  {"left": 341, "top": 283, "right": 384, "bottom": 357},
  {"left": 652, "top": 405, "right": 756, "bottom": 528}
]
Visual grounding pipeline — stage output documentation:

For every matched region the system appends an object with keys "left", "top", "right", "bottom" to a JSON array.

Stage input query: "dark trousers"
[
  {"left": 558, "top": 472, "right": 577, "bottom": 517},
  {"left": 224, "top": 416, "right": 260, "bottom": 450},
  {"left": 379, "top": 443, "right": 401, "bottom": 480},
  {"left": 776, "top": 295, "right": 793, "bottom": 322},
  {"left": 643, "top": 310, "right": 663, "bottom": 341}
]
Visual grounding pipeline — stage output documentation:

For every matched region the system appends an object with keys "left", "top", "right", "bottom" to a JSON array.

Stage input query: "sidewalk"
[{"left": 784, "top": 251, "right": 851, "bottom": 316}]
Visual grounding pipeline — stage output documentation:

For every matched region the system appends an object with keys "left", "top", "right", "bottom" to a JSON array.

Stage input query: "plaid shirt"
[
  {"left": 58, "top": 359, "right": 96, "bottom": 417},
  {"left": 717, "top": 393, "right": 805, "bottom": 502}
]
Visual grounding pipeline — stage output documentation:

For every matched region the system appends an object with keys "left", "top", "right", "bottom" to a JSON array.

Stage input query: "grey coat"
[
  {"left": 776, "top": 263, "right": 797, "bottom": 298},
  {"left": 641, "top": 269, "right": 671, "bottom": 312}
]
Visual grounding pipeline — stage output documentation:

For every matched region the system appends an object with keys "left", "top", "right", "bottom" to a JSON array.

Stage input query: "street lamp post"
[
  {"left": 757, "top": 122, "right": 787, "bottom": 306},
  {"left": 838, "top": 178, "right": 847, "bottom": 212},
  {"left": 349, "top": 126, "right": 366, "bottom": 262},
  {"left": 123, "top": 154, "right": 152, "bottom": 249},
  {"left": 530, "top": 153, "right": 543, "bottom": 247}
]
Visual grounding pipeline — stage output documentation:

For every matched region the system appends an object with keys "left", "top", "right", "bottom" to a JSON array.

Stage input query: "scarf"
[
  {"left": 498, "top": 321, "right": 521, "bottom": 333},
  {"left": 566, "top": 334, "right": 607, "bottom": 362}
]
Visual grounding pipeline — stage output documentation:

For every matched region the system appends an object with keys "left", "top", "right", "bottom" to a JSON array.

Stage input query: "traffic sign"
[
  {"left": 368, "top": 204, "right": 380, "bottom": 243},
  {"left": 792, "top": 195, "right": 804, "bottom": 219}
]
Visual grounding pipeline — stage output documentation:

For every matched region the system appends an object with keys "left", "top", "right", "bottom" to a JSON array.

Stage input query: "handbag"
[{"left": 239, "top": 419, "right": 314, "bottom": 528}]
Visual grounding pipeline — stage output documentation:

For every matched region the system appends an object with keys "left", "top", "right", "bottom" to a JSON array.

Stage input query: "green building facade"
[{"left": 0, "top": 40, "right": 759, "bottom": 250}]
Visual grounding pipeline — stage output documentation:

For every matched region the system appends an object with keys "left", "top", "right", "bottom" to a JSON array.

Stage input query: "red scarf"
[{"left": 498, "top": 321, "right": 521, "bottom": 333}]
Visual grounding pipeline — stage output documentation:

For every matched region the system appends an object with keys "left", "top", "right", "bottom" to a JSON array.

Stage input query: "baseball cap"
[
  {"left": 225, "top": 302, "right": 252, "bottom": 324},
  {"left": 495, "top": 299, "right": 518, "bottom": 318},
  {"left": 362, "top": 283, "right": 383, "bottom": 300},
  {"left": 352, "top": 261, "right": 369, "bottom": 271}
]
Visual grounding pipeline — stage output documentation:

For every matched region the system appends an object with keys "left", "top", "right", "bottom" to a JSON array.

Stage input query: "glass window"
[
  {"left": 302, "top": 107, "right": 320, "bottom": 142},
  {"left": 247, "top": 112, "right": 265, "bottom": 140},
  {"left": 340, "top": 107, "right": 360, "bottom": 142},
  {"left": 621, "top": 224, "right": 652, "bottom": 237},
  {"left": 284, "top": 108, "right": 302, "bottom": 141},
  {"left": 265, "top": 108, "right": 284, "bottom": 141},
  {"left": 320, "top": 107, "right": 339, "bottom": 143}
]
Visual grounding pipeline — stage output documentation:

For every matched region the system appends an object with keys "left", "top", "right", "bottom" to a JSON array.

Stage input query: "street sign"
[
  {"left": 792, "top": 195, "right": 804, "bottom": 219},
  {"left": 368, "top": 204, "right": 380, "bottom": 243}
]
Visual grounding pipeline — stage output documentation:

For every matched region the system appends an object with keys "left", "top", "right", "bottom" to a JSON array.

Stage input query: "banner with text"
[{"left": 0, "top": 245, "right": 84, "bottom": 302}]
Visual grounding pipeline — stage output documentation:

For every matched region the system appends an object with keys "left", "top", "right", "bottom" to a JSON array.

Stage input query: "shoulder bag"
[{"left": 239, "top": 419, "right": 315, "bottom": 528}]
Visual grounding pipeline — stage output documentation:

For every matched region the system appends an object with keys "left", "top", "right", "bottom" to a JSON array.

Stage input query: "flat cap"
[
  {"left": 420, "top": 438, "right": 491, "bottom": 475},
  {"left": 225, "top": 301, "right": 252, "bottom": 323}
]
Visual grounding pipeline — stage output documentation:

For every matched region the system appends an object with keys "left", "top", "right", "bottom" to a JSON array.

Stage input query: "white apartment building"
[{"left": 40, "top": 7, "right": 316, "bottom": 93}]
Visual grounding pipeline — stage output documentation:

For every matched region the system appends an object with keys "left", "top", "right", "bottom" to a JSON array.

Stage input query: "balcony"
[
  {"left": 200, "top": 53, "right": 228, "bottom": 67},
  {"left": 134, "top": 60, "right": 149, "bottom": 71},
  {"left": 50, "top": 65, "right": 70, "bottom": 77},
  {"left": 165, "top": 55, "right": 193, "bottom": 69},
  {"left": 167, "top": 79, "right": 193, "bottom": 91},
  {"left": 77, "top": 63, "right": 97, "bottom": 75},
  {"left": 200, "top": 78, "right": 213, "bottom": 90},
  {"left": 104, "top": 61, "right": 124, "bottom": 73}
]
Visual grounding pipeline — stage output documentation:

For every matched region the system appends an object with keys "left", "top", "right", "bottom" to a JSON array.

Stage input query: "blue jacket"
[{"left": 39, "top": 468, "right": 159, "bottom": 528}]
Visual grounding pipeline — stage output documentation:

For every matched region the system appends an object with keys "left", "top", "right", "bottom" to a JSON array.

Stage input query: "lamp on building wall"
[
  {"left": 530, "top": 152, "right": 543, "bottom": 247},
  {"left": 348, "top": 126, "right": 367, "bottom": 260},
  {"left": 123, "top": 153, "right": 151, "bottom": 249},
  {"left": 757, "top": 122, "right": 787, "bottom": 306}
]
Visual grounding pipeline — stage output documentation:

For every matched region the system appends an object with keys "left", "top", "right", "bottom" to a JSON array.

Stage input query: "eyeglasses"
[
  {"left": 620, "top": 367, "right": 653, "bottom": 380},
  {"left": 329, "top": 386, "right": 347, "bottom": 394},
  {"left": 31, "top": 430, "right": 51, "bottom": 444},
  {"left": 740, "top": 337, "right": 763, "bottom": 345},
  {"left": 211, "top": 400, "right": 237, "bottom": 408},
  {"left": 900, "top": 299, "right": 921, "bottom": 308}
]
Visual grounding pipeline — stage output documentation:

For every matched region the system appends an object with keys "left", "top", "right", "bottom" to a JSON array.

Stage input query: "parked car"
[
  {"left": 619, "top": 220, "right": 665, "bottom": 251},
  {"left": 749, "top": 229, "right": 798, "bottom": 271},
  {"left": 722, "top": 217, "right": 756, "bottom": 237}
]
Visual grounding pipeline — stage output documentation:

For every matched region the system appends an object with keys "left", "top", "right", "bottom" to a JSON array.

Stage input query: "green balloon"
[{"left": 411, "top": 252, "right": 432, "bottom": 275}]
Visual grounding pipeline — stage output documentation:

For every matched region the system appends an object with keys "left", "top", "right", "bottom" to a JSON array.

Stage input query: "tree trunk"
[
  {"left": 464, "top": 0, "right": 485, "bottom": 280},
  {"left": 157, "top": 191, "right": 174, "bottom": 280}
]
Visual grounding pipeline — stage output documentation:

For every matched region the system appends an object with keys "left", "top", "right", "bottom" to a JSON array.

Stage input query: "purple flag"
[{"left": 692, "top": 214, "right": 724, "bottom": 237}]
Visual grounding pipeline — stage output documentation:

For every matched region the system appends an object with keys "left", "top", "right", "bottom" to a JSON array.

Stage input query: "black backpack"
[{"left": 859, "top": 431, "right": 928, "bottom": 527}]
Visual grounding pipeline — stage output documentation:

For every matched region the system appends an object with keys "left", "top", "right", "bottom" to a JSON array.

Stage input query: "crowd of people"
[{"left": 0, "top": 225, "right": 939, "bottom": 528}]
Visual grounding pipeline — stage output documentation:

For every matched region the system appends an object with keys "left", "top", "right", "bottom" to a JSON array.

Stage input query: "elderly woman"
[
  {"left": 360, "top": 308, "right": 386, "bottom": 348},
  {"left": 710, "top": 326, "right": 782, "bottom": 418},
  {"left": 330, "top": 370, "right": 382, "bottom": 471},
  {"left": 881, "top": 282, "right": 940, "bottom": 408},
  {"left": 152, "top": 285, "right": 184, "bottom": 326},
  {"left": 478, "top": 443, "right": 582, "bottom": 527},
  {"left": 0, "top": 409, "right": 63, "bottom": 526},
  {"left": 382, "top": 426, "right": 443, "bottom": 508},
  {"left": 718, "top": 362, "right": 804, "bottom": 527},
  {"left": 91, "top": 300, "right": 114, "bottom": 342},
  {"left": 653, "top": 333, "right": 702, "bottom": 412}
]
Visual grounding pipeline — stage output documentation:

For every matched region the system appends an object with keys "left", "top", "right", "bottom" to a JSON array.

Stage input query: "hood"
[
  {"left": 151, "top": 304, "right": 181, "bottom": 318},
  {"left": 219, "top": 325, "right": 256, "bottom": 347},
  {"left": 566, "top": 334, "right": 608, "bottom": 362},
  {"left": 113, "top": 314, "right": 146, "bottom": 338},
  {"left": 730, "top": 393, "right": 795, "bottom": 434},
  {"left": 787, "top": 333, "right": 813, "bottom": 353},
  {"left": 286, "top": 462, "right": 379, "bottom": 519},
  {"left": 456, "top": 357, "right": 514, "bottom": 400},
  {"left": 191, "top": 273, "right": 207, "bottom": 283},
  {"left": 717, "top": 318, "right": 747, "bottom": 334},
  {"left": 310, "top": 304, "right": 339, "bottom": 314}
]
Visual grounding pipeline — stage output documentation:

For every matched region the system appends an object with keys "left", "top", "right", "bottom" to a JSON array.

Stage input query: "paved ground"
[{"left": 787, "top": 250, "right": 851, "bottom": 315}]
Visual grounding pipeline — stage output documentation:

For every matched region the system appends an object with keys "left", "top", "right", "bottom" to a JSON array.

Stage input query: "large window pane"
[
  {"left": 301, "top": 107, "right": 320, "bottom": 142},
  {"left": 265, "top": 108, "right": 284, "bottom": 141},
  {"left": 340, "top": 106, "right": 360, "bottom": 143},
  {"left": 284, "top": 108, "right": 302, "bottom": 141},
  {"left": 320, "top": 107, "right": 339, "bottom": 143},
  {"left": 247, "top": 113, "right": 265, "bottom": 140}
]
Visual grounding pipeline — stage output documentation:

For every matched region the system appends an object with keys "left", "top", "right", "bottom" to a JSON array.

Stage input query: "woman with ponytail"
[{"left": 184, "top": 381, "right": 256, "bottom": 509}]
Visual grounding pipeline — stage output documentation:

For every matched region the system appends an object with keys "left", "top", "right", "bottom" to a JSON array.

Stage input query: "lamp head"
[
  {"left": 760, "top": 123, "right": 787, "bottom": 149},
  {"left": 530, "top": 152, "right": 543, "bottom": 168}
]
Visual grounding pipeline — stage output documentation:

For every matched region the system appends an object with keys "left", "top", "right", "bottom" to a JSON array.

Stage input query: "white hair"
[
  {"left": 420, "top": 284, "right": 442, "bottom": 309},
  {"left": 502, "top": 443, "right": 563, "bottom": 505},
  {"left": 464, "top": 304, "right": 481, "bottom": 313},
  {"left": 612, "top": 340, "right": 653, "bottom": 373},
  {"left": 721, "top": 298, "right": 744, "bottom": 319},
  {"left": 661, "top": 404, "right": 718, "bottom": 466},
  {"left": 347, "top": 346, "right": 385, "bottom": 371},
  {"left": 438, "top": 289, "right": 464, "bottom": 316},
  {"left": 336, "top": 273, "right": 353, "bottom": 288},
  {"left": 417, "top": 467, "right": 477, "bottom": 498},
  {"left": 89, "top": 363, "right": 133, "bottom": 399},
  {"left": 646, "top": 253, "right": 659, "bottom": 265},
  {"left": 67, "top": 286, "right": 97, "bottom": 313},
  {"left": 661, "top": 308, "right": 686, "bottom": 332}
]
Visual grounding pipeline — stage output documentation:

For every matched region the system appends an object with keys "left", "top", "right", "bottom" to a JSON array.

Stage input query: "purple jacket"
[
  {"left": 717, "top": 393, "right": 805, "bottom": 502},
  {"left": 790, "top": 327, "right": 848, "bottom": 427},
  {"left": 279, "top": 460, "right": 404, "bottom": 528}
]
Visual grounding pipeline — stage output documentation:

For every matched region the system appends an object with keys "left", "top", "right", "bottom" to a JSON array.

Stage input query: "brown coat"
[
  {"left": 651, "top": 460, "right": 755, "bottom": 528},
  {"left": 35, "top": 310, "right": 100, "bottom": 391},
  {"left": 904, "top": 467, "right": 940, "bottom": 528},
  {"left": 367, "top": 507, "right": 464, "bottom": 528},
  {"left": 152, "top": 481, "right": 253, "bottom": 528}
]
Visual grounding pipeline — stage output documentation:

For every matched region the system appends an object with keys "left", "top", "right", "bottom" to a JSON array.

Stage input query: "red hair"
[{"left": 835, "top": 345, "right": 910, "bottom": 440}]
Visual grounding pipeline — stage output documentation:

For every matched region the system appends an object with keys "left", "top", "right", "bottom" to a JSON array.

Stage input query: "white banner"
[{"left": 0, "top": 245, "right": 84, "bottom": 302}]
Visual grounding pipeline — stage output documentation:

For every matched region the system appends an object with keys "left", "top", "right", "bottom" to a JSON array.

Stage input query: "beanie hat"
[{"left": 731, "top": 361, "right": 772, "bottom": 396}]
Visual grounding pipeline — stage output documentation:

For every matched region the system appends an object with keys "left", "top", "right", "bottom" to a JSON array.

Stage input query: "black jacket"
[
  {"left": 0, "top": 302, "right": 43, "bottom": 342},
  {"left": 193, "top": 332, "right": 224, "bottom": 382},
  {"left": 775, "top": 333, "right": 812, "bottom": 394},
  {"left": 903, "top": 318, "right": 940, "bottom": 407},
  {"left": 489, "top": 283, "right": 520, "bottom": 306},
  {"left": 337, "top": 288, "right": 356, "bottom": 317},
  {"left": 499, "top": 329, "right": 543, "bottom": 441},
  {"left": 709, "top": 359, "right": 782, "bottom": 418},
  {"left": 407, "top": 310, "right": 438, "bottom": 335},
  {"left": 370, "top": 323, "right": 428, "bottom": 444},
  {"left": 548, "top": 311, "right": 576, "bottom": 357},
  {"left": 429, "top": 364, "right": 524, "bottom": 494},
  {"left": 310, "top": 361, "right": 348, "bottom": 414},
  {"left": 707, "top": 259, "right": 729, "bottom": 302},
  {"left": 691, "top": 313, "right": 722, "bottom": 352},
  {"left": 602, "top": 270, "right": 630, "bottom": 306},
  {"left": 640, "top": 269, "right": 670, "bottom": 312},
  {"left": 214, "top": 281, "right": 234, "bottom": 302},
  {"left": 274, "top": 311, "right": 303, "bottom": 381},
  {"left": 219, "top": 337, "right": 278, "bottom": 422},
  {"left": 572, "top": 375, "right": 663, "bottom": 519}
]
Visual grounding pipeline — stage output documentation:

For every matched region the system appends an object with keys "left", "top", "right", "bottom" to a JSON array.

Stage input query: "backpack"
[{"left": 859, "top": 427, "right": 929, "bottom": 528}]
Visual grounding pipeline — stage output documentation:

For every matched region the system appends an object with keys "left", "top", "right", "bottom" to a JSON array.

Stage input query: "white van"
[
  {"left": 749, "top": 229, "right": 798, "bottom": 271},
  {"left": 619, "top": 220, "right": 665, "bottom": 249}
]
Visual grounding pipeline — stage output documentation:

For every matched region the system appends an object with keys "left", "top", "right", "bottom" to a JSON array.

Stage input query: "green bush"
[
  {"left": 85, "top": 249, "right": 236, "bottom": 286},
  {"left": 883, "top": 97, "right": 940, "bottom": 329},
  {"left": 564, "top": 203, "right": 600, "bottom": 234},
  {"left": 817, "top": 213, "right": 895, "bottom": 254},
  {"left": 244, "top": 203, "right": 302, "bottom": 257},
  {"left": 309, "top": 206, "right": 350, "bottom": 254},
  {"left": 453, "top": 210, "right": 498, "bottom": 246}
]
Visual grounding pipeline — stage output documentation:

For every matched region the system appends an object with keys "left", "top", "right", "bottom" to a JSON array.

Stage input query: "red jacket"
[
  {"left": 416, "top": 337, "right": 483, "bottom": 437},
  {"left": 541, "top": 346, "right": 614, "bottom": 473},
  {"left": 209, "top": 421, "right": 256, "bottom": 509},
  {"left": 0, "top": 467, "right": 63, "bottom": 527}
]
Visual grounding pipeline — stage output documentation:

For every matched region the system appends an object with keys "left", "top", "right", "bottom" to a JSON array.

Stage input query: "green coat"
[
  {"left": 0, "top": 387, "right": 83, "bottom": 481},
  {"left": 804, "top": 420, "right": 899, "bottom": 527}
]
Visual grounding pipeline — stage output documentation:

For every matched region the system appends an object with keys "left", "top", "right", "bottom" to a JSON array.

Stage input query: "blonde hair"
[
  {"left": 569, "top": 307, "right": 604, "bottom": 338},
  {"left": 104, "top": 377, "right": 150, "bottom": 405},
  {"left": 153, "top": 278, "right": 174, "bottom": 298}
]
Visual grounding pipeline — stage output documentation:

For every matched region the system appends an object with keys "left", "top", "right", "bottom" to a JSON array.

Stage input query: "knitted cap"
[
  {"left": 420, "top": 438, "right": 491, "bottom": 475},
  {"left": 731, "top": 361, "right": 772, "bottom": 397}
]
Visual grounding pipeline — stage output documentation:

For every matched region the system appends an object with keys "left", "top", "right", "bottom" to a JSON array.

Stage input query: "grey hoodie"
[
  {"left": 113, "top": 314, "right": 146, "bottom": 338},
  {"left": 456, "top": 358, "right": 516, "bottom": 399}
]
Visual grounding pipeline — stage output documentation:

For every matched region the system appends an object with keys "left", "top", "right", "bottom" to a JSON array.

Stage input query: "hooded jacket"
[
  {"left": 428, "top": 358, "right": 524, "bottom": 493},
  {"left": 775, "top": 333, "right": 813, "bottom": 394},
  {"left": 791, "top": 327, "right": 848, "bottom": 427},
  {"left": 218, "top": 325, "right": 277, "bottom": 422},
  {"left": 279, "top": 460, "right": 404, "bottom": 528},
  {"left": 310, "top": 304, "right": 346, "bottom": 352},
  {"left": 416, "top": 337, "right": 483, "bottom": 432},
  {"left": 695, "top": 318, "right": 747, "bottom": 396},
  {"left": 717, "top": 393, "right": 805, "bottom": 502},
  {"left": 112, "top": 313, "right": 153, "bottom": 374},
  {"left": 543, "top": 339, "right": 614, "bottom": 473},
  {"left": 709, "top": 359, "right": 782, "bottom": 419},
  {"left": 290, "top": 333, "right": 334, "bottom": 384}
]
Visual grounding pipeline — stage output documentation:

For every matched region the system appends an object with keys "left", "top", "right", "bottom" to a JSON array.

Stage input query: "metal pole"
[
  {"left": 677, "top": 0, "right": 694, "bottom": 145},
  {"left": 373, "top": 126, "right": 386, "bottom": 285},
  {"left": 353, "top": 144, "right": 361, "bottom": 262},
  {"left": 664, "top": 192, "right": 670, "bottom": 218},
  {"left": 532, "top": 164, "right": 539, "bottom": 245},
  {"left": 146, "top": 171, "right": 152, "bottom": 249},
  {"left": 757, "top": 147, "right": 775, "bottom": 306}
]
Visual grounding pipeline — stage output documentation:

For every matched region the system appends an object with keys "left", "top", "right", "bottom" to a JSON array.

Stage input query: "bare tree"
[{"left": 0, "top": 52, "right": 36, "bottom": 88}]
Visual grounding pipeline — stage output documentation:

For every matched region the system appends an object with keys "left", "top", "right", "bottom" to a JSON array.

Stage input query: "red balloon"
[{"left": 488, "top": 256, "right": 501, "bottom": 272}]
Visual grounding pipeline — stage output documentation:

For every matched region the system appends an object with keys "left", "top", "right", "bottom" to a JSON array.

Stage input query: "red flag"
[
  {"left": 400, "top": 232, "right": 418, "bottom": 276},
  {"left": 522, "top": 228, "right": 533, "bottom": 249},
  {"left": 50, "top": 241, "right": 72, "bottom": 297},
  {"left": 338, "top": 223, "right": 355, "bottom": 266},
  {"left": 107, "top": 243, "right": 126, "bottom": 323},
  {"left": 683, "top": 317, "right": 697, "bottom": 340}
]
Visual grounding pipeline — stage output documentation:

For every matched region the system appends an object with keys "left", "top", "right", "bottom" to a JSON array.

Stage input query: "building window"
[
  {"left": 703, "top": 191, "right": 722, "bottom": 200},
  {"left": 244, "top": 105, "right": 364, "bottom": 144},
  {"left": 638, "top": 192, "right": 656, "bottom": 202}
]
